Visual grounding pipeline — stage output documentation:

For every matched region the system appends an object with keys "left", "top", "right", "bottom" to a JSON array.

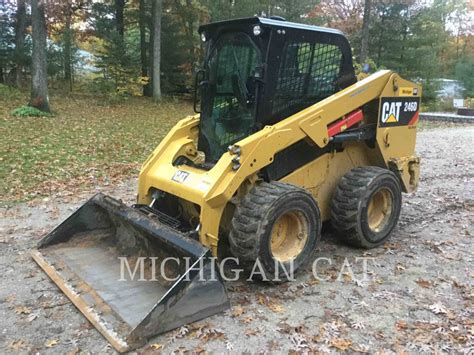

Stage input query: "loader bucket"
[{"left": 31, "top": 193, "right": 230, "bottom": 352}]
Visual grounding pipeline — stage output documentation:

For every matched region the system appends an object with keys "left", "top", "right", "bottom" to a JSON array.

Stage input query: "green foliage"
[
  {"left": 421, "top": 79, "right": 441, "bottom": 104},
  {"left": 88, "top": 2, "right": 140, "bottom": 95},
  {"left": 203, "top": 0, "right": 318, "bottom": 22},
  {"left": 86, "top": 76, "right": 116, "bottom": 94},
  {"left": 0, "top": 84, "right": 22, "bottom": 99},
  {"left": 455, "top": 57, "right": 474, "bottom": 97},
  {"left": 367, "top": 3, "right": 444, "bottom": 80},
  {"left": 464, "top": 98, "right": 474, "bottom": 109},
  {"left": 11, "top": 105, "right": 53, "bottom": 117},
  {"left": 353, "top": 58, "right": 379, "bottom": 77},
  {"left": 161, "top": 8, "right": 190, "bottom": 92},
  {"left": 4, "top": 0, "right": 471, "bottom": 105},
  {"left": 421, "top": 96, "right": 454, "bottom": 113}
]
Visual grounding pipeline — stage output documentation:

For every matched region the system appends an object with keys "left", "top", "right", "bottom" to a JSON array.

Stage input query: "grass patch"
[
  {"left": 11, "top": 105, "right": 53, "bottom": 117},
  {"left": 1, "top": 90, "right": 192, "bottom": 202}
]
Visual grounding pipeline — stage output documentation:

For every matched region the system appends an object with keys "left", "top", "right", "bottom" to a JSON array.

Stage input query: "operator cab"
[{"left": 196, "top": 17, "right": 357, "bottom": 162}]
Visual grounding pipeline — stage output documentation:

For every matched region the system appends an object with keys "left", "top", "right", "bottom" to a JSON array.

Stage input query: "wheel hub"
[
  {"left": 367, "top": 187, "right": 393, "bottom": 233},
  {"left": 270, "top": 211, "right": 308, "bottom": 262}
]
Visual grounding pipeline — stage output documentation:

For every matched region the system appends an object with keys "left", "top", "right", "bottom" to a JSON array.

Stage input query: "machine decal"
[
  {"left": 398, "top": 87, "right": 413, "bottom": 96},
  {"left": 172, "top": 170, "right": 190, "bottom": 183},
  {"left": 379, "top": 97, "right": 420, "bottom": 127}
]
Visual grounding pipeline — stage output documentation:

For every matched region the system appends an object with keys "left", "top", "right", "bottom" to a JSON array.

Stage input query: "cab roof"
[{"left": 198, "top": 16, "right": 345, "bottom": 37}]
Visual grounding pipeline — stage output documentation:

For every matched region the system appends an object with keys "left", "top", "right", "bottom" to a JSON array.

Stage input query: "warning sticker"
[
  {"left": 379, "top": 97, "right": 420, "bottom": 127},
  {"left": 398, "top": 87, "right": 415, "bottom": 96}
]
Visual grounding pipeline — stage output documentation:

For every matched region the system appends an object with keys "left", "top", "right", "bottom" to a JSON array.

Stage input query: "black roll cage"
[{"left": 197, "top": 16, "right": 357, "bottom": 127}]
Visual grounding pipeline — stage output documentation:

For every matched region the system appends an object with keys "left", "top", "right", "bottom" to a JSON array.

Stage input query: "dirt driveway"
[{"left": 1, "top": 124, "right": 473, "bottom": 353}]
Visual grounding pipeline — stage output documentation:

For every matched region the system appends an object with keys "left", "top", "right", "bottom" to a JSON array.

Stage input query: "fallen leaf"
[
  {"left": 342, "top": 272, "right": 353, "bottom": 282},
  {"left": 14, "top": 306, "right": 32, "bottom": 315},
  {"left": 174, "top": 346, "right": 187, "bottom": 355},
  {"left": 195, "top": 325, "right": 224, "bottom": 341},
  {"left": 396, "top": 320, "right": 408, "bottom": 330},
  {"left": 351, "top": 343, "right": 370, "bottom": 353},
  {"left": 396, "top": 263, "right": 406, "bottom": 272},
  {"left": 150, "top": 343, "right": 163, "bottom": 350},
  {"left": 351, "top": 321, "right": 365, "bottom": 330},
  {"left": 330, "top": 338, "right": 352, "bottom": 351},
  {"left": 245, "top": 328, "right": 259, "bottom": 337},
  {"left": 416, "top": 279, "right": 432, "bottom": 288},
  {"left": 242, "top": 316, "right": 253, "bottom": 324},
  {"left": 231, "top": 306, "right": 244, "bottom": 317},
  {"left": 26, "top": 313, "right": 38, "bottom": 322},
  {"left": 452, "top": 280, "right": 466, "bottom": 289},
  {"left": 9, "top": 339, "right": 27, "bottom": 351},
  {"left": 45, "top": 339, "right": 59, "bottom": 348},
  {"left": 194, "top": 346, "right": 205, "bottom": 354},
  {"left": 429, "top": 303, "right": 448, "bottom": 315},
  {"left": 225, "top": 341, "right": 234, "bottom": 351},
  {"left": 257, "top": 293, "right": 267, "bottom": 305},
  {"left": 290, "top": 332, "right": 309, "bottom": 350},
  {"left": 268, "top": 302, "right": 284, "bottom": 313}
]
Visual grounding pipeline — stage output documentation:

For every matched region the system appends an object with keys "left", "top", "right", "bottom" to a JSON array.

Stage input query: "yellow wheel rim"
[
  {"left": 270, "top": 211, "right": 308, "bottom": 262},
  {"left": 367, "top": 188, "right": 393, "bottom": 233}
]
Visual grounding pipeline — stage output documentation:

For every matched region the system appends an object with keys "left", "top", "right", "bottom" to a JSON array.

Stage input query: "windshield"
[{"left": 199, "top": 32, "right": 261, "bottom": 162}]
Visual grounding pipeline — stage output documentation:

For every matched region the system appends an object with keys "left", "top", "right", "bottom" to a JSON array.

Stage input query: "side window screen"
[{"left": 273, "top": 41, "right": 343, "bottom": 118}]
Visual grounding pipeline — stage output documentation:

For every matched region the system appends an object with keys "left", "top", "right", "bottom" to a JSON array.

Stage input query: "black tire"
[
  {"left": 229, "top": 181, "right": 321, "bottom": 281},
  {"left": 331, "top": 166, "right": 402, "bottom": 249}
]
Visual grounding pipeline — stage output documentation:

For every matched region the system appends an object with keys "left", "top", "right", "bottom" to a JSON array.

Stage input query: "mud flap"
[{"left": 31, "top": 193, "right": 230, "bottom": 352}]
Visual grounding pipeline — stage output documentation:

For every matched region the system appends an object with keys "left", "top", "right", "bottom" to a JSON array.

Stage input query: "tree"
[
  {"left": 151, "top": 0, "right": 162, "bottom": 100},
  {"left": 360, "top": 0, "right": 371, "bottom": 64},
  {"left": 115, "top": 0, "right": 125, "bottom": 38},
  {"left": 30, "top": 0, "right": 50, "bottom": 112},
  {"left": 63, "top": 8, "right": 73, "bottom": 90},
  {"left": 14, "top": 0, "right": 27, "bottom": 87},
  {"left": 46, "top": 0, "right": 90, "bottom": 91},
  {"left": 309, "top": 0, "right": 363, "bottom": 38},
  {"left": 0, "top": 1, "right": 16, "bottom": 84},
  {"left": 139, "top": 0, "right": 150, "bottom": 95}
]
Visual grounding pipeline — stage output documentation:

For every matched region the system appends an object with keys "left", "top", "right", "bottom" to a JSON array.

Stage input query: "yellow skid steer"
[{"left": 33, "top": 16, "right": 421, "bottom": 352}]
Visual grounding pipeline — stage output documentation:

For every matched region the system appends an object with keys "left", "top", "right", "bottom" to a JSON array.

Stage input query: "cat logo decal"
[{"left": 379, "top": 97, "right": 420, "bottom": 127}]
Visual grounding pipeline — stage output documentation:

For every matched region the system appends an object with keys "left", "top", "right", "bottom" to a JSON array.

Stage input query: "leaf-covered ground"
[{"left": 0, "top": 88, "right": 192, "bottom": 203}]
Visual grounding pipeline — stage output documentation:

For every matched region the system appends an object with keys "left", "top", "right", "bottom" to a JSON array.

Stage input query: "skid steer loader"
[{"left": 33, "top": 17, "right": 421, "bottom": 352}]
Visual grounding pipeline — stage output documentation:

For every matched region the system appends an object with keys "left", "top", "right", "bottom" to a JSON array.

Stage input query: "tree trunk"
[
  {"left": 148, "top": 13, "right": 154, "bottom": 94},
  {"left": 115, "top": 0, "right": 125, "bottom": 38},
  {"left": 151, "top": 0, "right": 162, "bottom": 100},
  {"left": 30, "top": 0, "right": 50, "bottom": 112},
  {"left": 0, "top": 67, "right": 4, "bottom": 84},
  {"left": 139, "top": 0, "right": 151, "bottom": 96},
  {"left": 64, "top": 10, "right": 73, "bottom": 91},
  {"left": 360, "top": 0, "right": 371, "bottom": 64},
  {"left": 14, "top": 0, "right": 27, "bottom": 88}
]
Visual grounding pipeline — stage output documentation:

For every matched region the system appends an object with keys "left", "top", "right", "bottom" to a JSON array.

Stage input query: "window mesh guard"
[{"left": 273, "top": 42, "right": 343, "bottom": 117}]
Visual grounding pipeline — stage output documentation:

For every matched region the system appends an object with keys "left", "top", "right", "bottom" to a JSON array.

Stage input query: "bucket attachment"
[{"left": 32, "top": 193, "right": 230, "bottom": 352}]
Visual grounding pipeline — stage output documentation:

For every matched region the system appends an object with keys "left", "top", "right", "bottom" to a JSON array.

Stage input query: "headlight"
[
  {"left": 253, "top": 25, "right": 262, "bottom": 36},
  {"left": 201, "top": 32, "right": 207, "bottom": 42}
]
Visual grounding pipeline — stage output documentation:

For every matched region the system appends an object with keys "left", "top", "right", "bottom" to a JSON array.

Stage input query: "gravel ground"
[{"left": 1, "top": 125, "right": 473, "bottom": 354}]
